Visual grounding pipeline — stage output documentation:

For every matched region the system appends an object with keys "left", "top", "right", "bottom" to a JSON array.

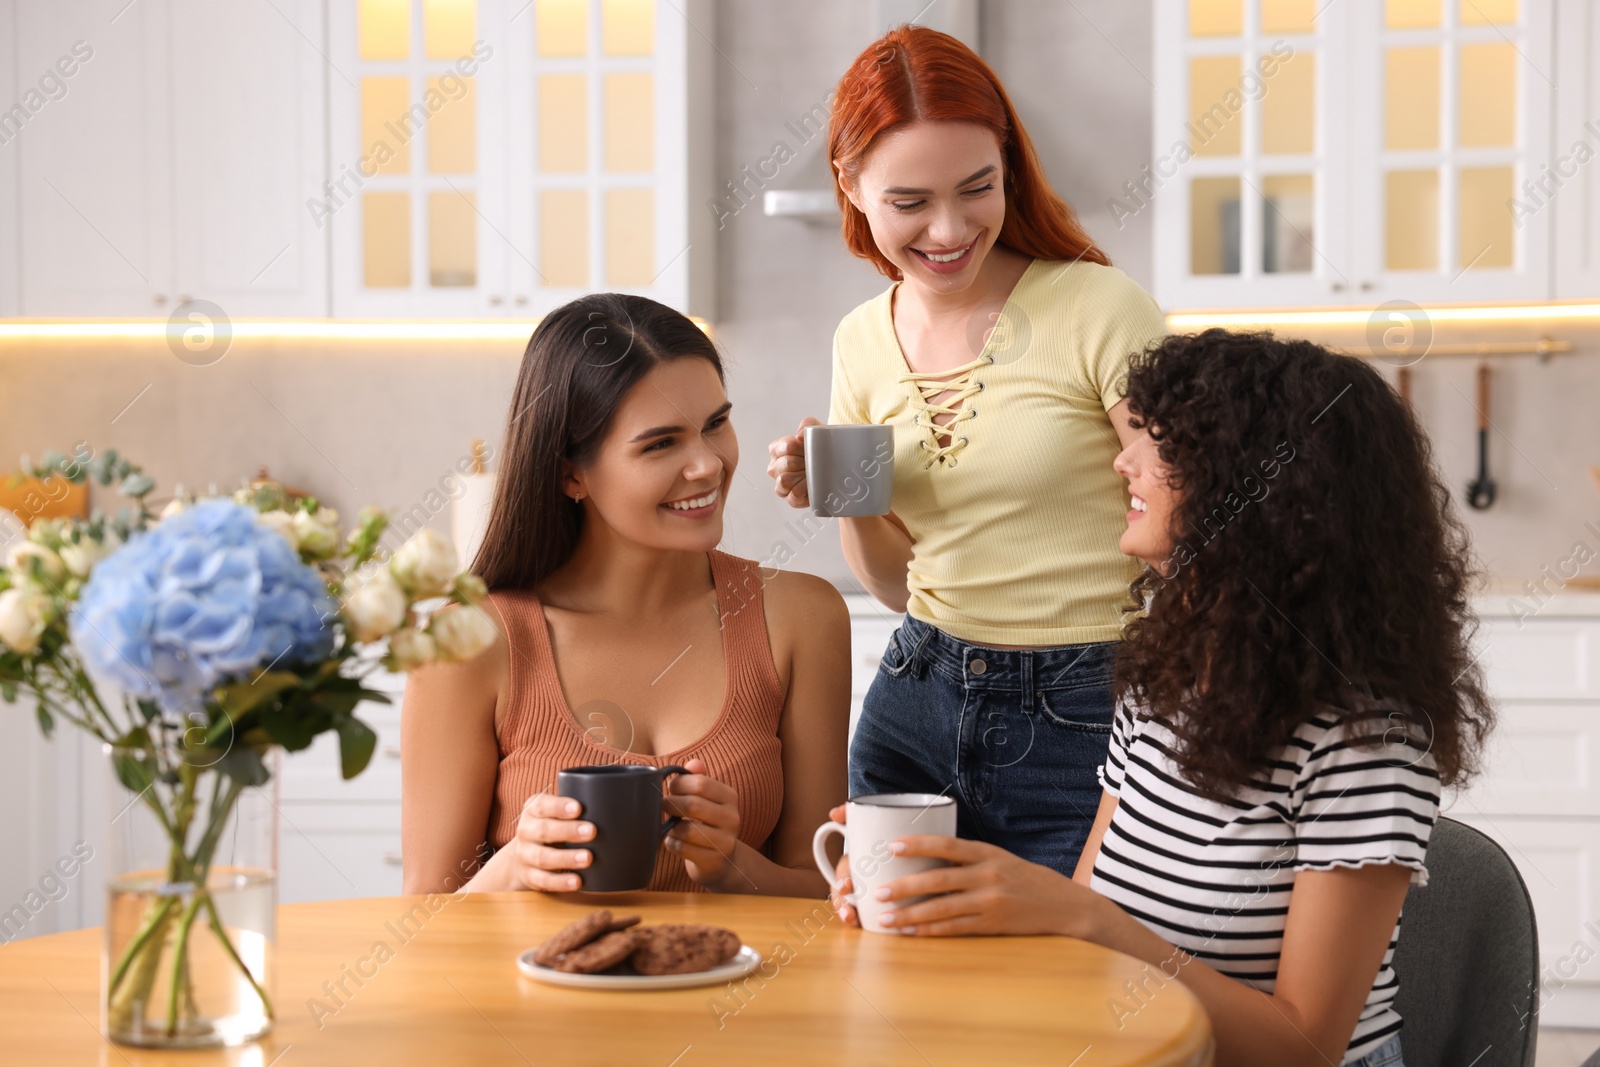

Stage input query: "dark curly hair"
[{"left": 1114, "top": 328, "right": 1494, "bottom": 798}]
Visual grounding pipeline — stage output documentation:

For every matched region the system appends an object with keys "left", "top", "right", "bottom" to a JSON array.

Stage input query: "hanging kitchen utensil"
[{"left": 1466, "top": 362, "right": 1496, "bottom": 510}]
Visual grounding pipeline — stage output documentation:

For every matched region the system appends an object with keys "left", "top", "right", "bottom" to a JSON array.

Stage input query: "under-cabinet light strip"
[{"left": 0, "top": 318, "right": 713, "bottom": 341}]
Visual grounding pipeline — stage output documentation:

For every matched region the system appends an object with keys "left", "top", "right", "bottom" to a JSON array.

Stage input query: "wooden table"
[{"left": 0, "top": 893, "right": 1213, "bottom": 1066}]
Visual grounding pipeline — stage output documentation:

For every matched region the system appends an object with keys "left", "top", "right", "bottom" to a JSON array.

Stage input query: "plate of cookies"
[{"left": 519, "top": 908, "right": 762, "bottom": 991}]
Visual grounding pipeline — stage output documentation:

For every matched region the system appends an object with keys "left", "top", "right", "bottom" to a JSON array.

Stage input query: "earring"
[{"left": 571, "top": 491, "right": 583, "bottom": 502}]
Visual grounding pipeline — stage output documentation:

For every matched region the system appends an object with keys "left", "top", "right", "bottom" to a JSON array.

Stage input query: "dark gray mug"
[{"left": 556, "top": 764, "right": 689, "bottom": 892}]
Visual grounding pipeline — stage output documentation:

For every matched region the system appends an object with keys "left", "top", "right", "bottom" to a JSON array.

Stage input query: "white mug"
[{"left": 812, "top": 793, "right": 957, "bottom": 934}]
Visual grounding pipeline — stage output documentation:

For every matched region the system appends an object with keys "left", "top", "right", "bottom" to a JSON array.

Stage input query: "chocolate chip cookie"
[
  {"left": 628, "top": 923, "right": 742, "bottom": 975},
  {"left": 553, "top": 928, "right": 641, "bottom": 974},
  {"left": 534, "top": 909, "right": 615, "bottom": 967}
]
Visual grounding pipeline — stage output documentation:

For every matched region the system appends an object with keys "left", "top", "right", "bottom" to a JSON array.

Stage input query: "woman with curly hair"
[
  {"left": 836, "top": 330, "right": 1495, "bottom": 1066},
  {"left": 765, "top": 24, "right": 1167, "bottom": 877}
]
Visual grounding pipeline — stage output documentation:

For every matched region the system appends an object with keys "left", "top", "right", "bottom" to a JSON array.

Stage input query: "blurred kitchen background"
[{"left": 1, "top": 0, "right": 1598, "bottom": 1056}]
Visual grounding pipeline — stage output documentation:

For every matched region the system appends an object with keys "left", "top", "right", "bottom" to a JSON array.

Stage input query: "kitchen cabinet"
[
  {"left": 1153, "top": 0, "right": 1553, "bottom": 310},
  {"left": 1553, "top": 0, "right": 1600, "bottom": 299},
  {"left": 326, "top": 0, "right": 715, "bottom": 320},
  {"left": 8, "top": 0, "right": 329, "bottom": 317},
  {"left": 0, "top": 1, "right": 19, "bottom": 317},
  {"left": 1450, "top": 597, "right": 1600, "bottom": 1029},
  {"left": 844, "top": 593, "right": 904, "bottom": 742}
]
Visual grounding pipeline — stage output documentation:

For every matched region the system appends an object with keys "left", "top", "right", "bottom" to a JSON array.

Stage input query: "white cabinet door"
[
  {"left": 277, "top": 802, "right": 404, "bottom": 903},
  {"left": 0, "top": 1, "right": 20, "bottom": 317},
  {"left": 1152, "top": 0, "right": 1349, "bottom": 309},
  {"left": 167, "top": 0, "right": 330, "bottom": 316},
  {"left": 1344, "top": 0, "right": 1553, "bottom": 304},
  {"left": 1475, "top": 617, "right": 1600, "bottom": 700},
  {"left": 1553, "top": 0, "right": 1600, "bottom": 299},
  {"left": 15, "top": 0, "right": 172, "bottom": 316},
  {"left": 1449, "top": 815, "right": 1600, "bottom": 1029},
  {"left": 327, "top": 0, "right": 513, "bottom": 316},
  {"left": 1153, "top": 0, "right": 1554, "bottom": 309},
  {"left": 13, "top": 0, "right": 329, "bottom": 317},
  {"left": 1449, "top": 702, "right": 1600, "bottom": 817},
  {"left": 329, "top": 0, "right": 714, "bottom": 319}
]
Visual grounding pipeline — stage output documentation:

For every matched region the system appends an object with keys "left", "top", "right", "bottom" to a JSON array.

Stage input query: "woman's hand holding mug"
[
  {"left": 664, "top": 757, "right": 745, "bottom": 890},
  {"left": 766, "top": 416, "right": 822, "bottom": 509},
  {"left": 505, "top": 792, "right": 598, "bottom": 892}
]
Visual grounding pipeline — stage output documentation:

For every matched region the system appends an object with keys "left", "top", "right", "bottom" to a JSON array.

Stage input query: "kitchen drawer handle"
[
  {"left": 383, "top": 852, "right": 403, "bottom": 866},
  {"left": 382, "top": 744, "right": 401, "bottom": 759}
]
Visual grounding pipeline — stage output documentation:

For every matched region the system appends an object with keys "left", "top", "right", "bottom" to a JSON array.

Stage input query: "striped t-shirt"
[{"left": 1090, "top": 700, "right": 1439, "bottom": 1063}]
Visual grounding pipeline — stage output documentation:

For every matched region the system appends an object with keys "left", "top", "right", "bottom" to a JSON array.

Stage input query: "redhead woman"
[
  {"left": 403, "top": 294, "right": 850, "bottom": 897},
  {"left": 767, "top": 25, "right": 1167, "bottom": 875}
]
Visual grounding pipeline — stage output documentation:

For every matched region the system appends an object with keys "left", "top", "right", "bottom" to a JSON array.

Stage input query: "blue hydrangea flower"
[{"left": 70, "top": 498, "right": 336, "bottom": 715}]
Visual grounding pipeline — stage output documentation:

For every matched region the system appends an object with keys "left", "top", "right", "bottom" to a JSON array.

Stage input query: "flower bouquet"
[{"left": 0, "top": 447, "right": 496, "bottom": 1047}]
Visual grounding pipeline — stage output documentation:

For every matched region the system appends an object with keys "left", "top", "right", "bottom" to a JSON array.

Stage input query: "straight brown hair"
[{"left": 471, "top": 293, "right": 725, "bottom": 592}]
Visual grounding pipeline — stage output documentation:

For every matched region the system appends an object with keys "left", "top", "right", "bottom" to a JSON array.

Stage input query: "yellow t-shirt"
[{"left": 828, "top": 257, "right": 1167, "bottom": 646}]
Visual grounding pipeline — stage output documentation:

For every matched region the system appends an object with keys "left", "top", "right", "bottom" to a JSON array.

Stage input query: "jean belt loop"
[
  {"left": 1020, "top": 651, "right": 1036, "bottom": 715},
  {"left": 906, "top": 619, "right": 934, "bottom": 679}
]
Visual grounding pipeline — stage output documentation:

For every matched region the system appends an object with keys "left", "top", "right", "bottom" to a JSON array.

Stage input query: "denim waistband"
[{"left": 894, "top": 615, "right": 1116, "bottom": 693}]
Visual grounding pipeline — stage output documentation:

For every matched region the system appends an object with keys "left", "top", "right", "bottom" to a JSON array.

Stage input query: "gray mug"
[{"left": 803, "top": 424, "right": 894, "bottom": 518}]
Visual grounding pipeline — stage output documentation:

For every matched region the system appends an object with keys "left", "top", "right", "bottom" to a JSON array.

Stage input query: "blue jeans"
[
  {"left": 1349, "top": 1034, "right": 1404, "bottom": 1067},
  {"left": 848, "top": 615, "right": 1117, "bottom": 876}
]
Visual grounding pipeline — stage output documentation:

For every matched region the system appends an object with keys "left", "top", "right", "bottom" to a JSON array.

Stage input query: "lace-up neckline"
[{"left": 898, "top": 352, "right": 991, "bottom": 468}]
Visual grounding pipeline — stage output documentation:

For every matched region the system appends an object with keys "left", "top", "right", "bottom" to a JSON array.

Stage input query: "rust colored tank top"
[{"left": 484, "top": 550, "right": 786, "bottom": 893}]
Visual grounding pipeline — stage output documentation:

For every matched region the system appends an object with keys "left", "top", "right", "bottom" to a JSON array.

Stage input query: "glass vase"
[{"left": 101, "top": 741, "right": 279, "bottom": 1048}]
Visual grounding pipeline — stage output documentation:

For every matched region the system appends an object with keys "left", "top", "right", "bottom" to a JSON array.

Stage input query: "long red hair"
[{"left": 829, "top": 25, "right": 1110, "bottom": 280}]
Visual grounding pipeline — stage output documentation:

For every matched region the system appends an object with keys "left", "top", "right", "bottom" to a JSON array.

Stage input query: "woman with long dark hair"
[
  {"left": 767, "top": 25, "right": 1167, "bottom": 874},
  {"left": 849, "top": 330, "right": 1495, "bottom": 1066},
  {"left": 402, "top": 293, "right": 850, "bottom": 896}
]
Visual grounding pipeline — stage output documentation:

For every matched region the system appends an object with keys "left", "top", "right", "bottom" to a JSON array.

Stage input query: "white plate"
[{"left": 517, "top": 944, "right": 762, "bottom": 991}]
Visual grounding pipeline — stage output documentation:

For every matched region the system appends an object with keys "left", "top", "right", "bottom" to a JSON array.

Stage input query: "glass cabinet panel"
[
  {"left": 1191, "top": 177, "right": 1241, "bottom": 275},
  {"left": 537, "top": 0, "right": 588, "bottom": 55},
  {"left": 1261, "top": 50, "right": 1314, "bottom": 155},
  {"left": 1174, "top": 0, "right": 1321, "bottom": 293},
  {"left": 1188, "top": 56, "right": 1243, "bottom": 156},
  {"left": 1385, "top": 47, "right": 1441, "bottom": 150},
  {"left": 1376, "top": 0, "right": 1530, "bottom": 278},
  {"left": 1189, "top": 0, "right": 1244, "bottom": 36},
  {"left": 530, "top": 0, "right": 661, "bottom": 291},
  {"left": 1386, "top": 169, "right": 1439, "bottom": 270},
  {"left": 1458, "top": 42, "right": 1516, "bottom": 147},
  {"left": 424, "top": 0, "right": 475, "bottom": 58},
  {"left": 349, "top": 0, "right": 486, "bottom": 302},
  {"left": 601, "top": 0, "right": 654, "bottom": 54},
  {"left": 538, "top": 74, "right": 588, "bottom": 172},
  {"left": 541, "top": 189, "right": 588, "bottom": 286},
  {"left": 360, "top": 0, "right": 410, "bottom": 58}
]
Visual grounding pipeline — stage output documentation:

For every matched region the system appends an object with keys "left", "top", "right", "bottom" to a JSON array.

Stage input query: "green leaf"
[
  {"left": 259, "top": 711, "right": 318, "bottom": 752},
  {"left": 214, "top": 672, "right": 302, "bottom": 720},
  {"left": 309, "top": 688, "right": 363, "bottom": 720},
  {"left": 2, "top": 680, "right": 17, "bottom": 703},
  {"left": 111, "top": 746, "right": 157, "bottom": 796},
  {"left": 218, "top": 745, "right": 272, "bottom": 788},
  {"left": 335, "top": 717, "right": 377, "bottom": 780},
  {"left": 34, "top": 702, "right": 54, "bottom": 737}
]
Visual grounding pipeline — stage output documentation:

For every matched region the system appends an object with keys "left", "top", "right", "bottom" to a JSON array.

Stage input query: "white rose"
[
  {"left": 387, "top": 626, "right": 437, "bottom": 670},
  {"left": 255, "top": 510, "right": 298, "bottom": 550},
  {"left": 389, "top": 528, "right": 459, "bottom": 598},
  {"left": 343, "top": 568, "right": 408, "bottom": 643},
  {"left": 292, "top": 506, "right": 341, "bottom": 559},
  {"left": 159, "top": 497, "right": 188, "bottom": 520},
  {"left": 59, "top": 532, "right": 120, "bottom": 578},
  {"left": 428, "top": 604, "right": 497, "bottom": 662},
  {"left": 0, "top": 588, "right": 52, "bottom": 655},
  {"left": 5, "top": 541, "right": 65, "bottom": 588}
]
